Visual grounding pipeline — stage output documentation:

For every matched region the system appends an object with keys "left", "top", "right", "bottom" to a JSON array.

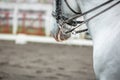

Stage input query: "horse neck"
[{"left": 78, "top": 0, "right": 120, "bottom": 42}]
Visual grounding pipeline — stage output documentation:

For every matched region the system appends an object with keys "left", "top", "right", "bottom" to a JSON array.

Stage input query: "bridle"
[{"left": 52, "top": 0, "right": 120, "bottom": 34}]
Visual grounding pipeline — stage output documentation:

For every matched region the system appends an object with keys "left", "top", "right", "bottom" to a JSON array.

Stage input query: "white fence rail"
[{"left": 0, "top": 2, "right": 52, "bottom": 35}]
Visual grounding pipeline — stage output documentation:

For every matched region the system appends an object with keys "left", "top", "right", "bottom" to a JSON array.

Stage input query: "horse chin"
[{"left": 50, "top": 25, "right": 71, "bottom": 42}]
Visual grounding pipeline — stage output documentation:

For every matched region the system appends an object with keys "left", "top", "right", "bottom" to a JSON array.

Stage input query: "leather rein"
[{"left": 52, "top": 0, "right": 120, "bottom": 34}]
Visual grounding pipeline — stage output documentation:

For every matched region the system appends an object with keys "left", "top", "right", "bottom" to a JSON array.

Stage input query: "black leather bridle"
[{"left": 52, "top": 0, "right": 120, "bottom": 34}]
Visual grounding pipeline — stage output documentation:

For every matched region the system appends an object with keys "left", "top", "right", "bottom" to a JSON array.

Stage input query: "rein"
[{"left": 52, "top": 0, "right": 120, "bottom": 34}]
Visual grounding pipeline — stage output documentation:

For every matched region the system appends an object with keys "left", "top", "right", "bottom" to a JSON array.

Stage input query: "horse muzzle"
[{"left": 50, "top": 22, "right": 71, "bottom": 42}]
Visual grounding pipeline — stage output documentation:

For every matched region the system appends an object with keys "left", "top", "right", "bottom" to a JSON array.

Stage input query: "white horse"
[{"left": 51, "top": 0, "right": 120, "bottom": 80}]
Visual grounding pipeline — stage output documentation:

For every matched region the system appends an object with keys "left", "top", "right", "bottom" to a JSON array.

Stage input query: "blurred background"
[{"left": 0, "top": 0, "right": 95, "bottom": 80}]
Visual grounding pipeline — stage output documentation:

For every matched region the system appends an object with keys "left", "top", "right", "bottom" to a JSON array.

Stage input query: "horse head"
[{"left": 50, "top": 0, "right": 81, "bottom": 41}]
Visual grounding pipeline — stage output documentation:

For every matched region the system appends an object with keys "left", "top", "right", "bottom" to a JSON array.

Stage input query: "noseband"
[{"left": 52, "top": 0, "right": 120, "bottom": 34}]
